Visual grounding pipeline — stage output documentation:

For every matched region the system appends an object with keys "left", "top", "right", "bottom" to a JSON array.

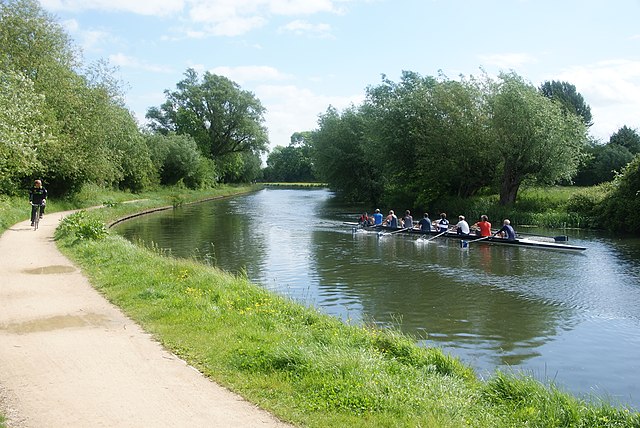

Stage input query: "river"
[{"left": 114, "top": 188, "right": 640, "bottom": 410}]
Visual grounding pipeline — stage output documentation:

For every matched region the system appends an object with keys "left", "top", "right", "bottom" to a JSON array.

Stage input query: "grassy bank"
[
  {"left": 44, "top": 187, "right": 637, "bottom": 427},
  {"left": 431, "top": 186, "right": 603, "bottom": 230}
]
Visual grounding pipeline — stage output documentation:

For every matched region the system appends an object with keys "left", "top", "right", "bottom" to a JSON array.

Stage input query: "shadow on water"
[{"left": 115, "top": 188, "right": 640, "bottom": 410}]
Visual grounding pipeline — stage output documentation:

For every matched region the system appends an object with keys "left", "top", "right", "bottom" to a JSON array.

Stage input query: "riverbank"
[{"left": 2, "top": 185, "right": 638, "bottom": 426}]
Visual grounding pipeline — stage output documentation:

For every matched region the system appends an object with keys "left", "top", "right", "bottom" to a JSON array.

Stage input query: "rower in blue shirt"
[
  {"left": 495, "top": 219, "right": 516, "bottom": 240},
  {"left": 372, "top": 208, "right": 383, "bottom": 225}
]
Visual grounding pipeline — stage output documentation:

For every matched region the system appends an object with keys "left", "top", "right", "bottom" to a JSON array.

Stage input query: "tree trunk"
[{"left": 499, "top": 164, "right": 521, "bottom": 205}]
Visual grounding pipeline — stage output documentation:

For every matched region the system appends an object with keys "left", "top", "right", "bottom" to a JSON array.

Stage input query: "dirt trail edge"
[{"left": 0, "top": 212, "right": 293, "bottom": 428}]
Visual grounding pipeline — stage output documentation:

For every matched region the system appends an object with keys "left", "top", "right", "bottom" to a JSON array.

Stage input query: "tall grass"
[{"left": 431, "top": 186, "right": 595, "bottom": 229}]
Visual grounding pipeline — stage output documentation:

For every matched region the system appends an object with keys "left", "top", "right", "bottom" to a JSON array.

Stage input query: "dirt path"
[{"left": 0, "top": 211, "right": 292, "bottom": 427}]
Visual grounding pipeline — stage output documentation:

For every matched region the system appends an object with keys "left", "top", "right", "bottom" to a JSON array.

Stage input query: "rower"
[
  {"left": 495, "top": 219, "right": 516, "bottom": 240},
  {"left": 372, "top": 208, "right": 383, "bottom": 225}
]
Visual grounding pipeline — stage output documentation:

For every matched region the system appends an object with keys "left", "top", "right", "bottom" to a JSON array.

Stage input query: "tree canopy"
[
  {"left": 539, "top": 80, "right": 593, "bottom": 127},
  {"left": 609, "top": 125, "right": 640, "bottom": 154},
  {"left": 263, "top": 133, "right": 316, "bottom": 183},
  {"left": 0, "top": 0, "right": 156, "bottom": 195},
  {"left": 146, "top": 69, "right": 268, "bottom": 180},
  {"left": 312, "top": 71, "right": 589, "bottom": 208},
  {"left": 491, "top": 73, "right": 588, "bottom": 204}
]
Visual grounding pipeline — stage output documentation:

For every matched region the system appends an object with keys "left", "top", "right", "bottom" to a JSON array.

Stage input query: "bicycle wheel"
[{"left": 33, "top": 206, "right": 39, "bottom": 230}]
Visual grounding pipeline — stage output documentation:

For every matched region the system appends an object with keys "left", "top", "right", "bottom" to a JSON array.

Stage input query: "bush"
[
  {"left": 54, "top": 210, "right": 108, "bottom": 242},
  {"left": 597, "top": 155, "right": 640, "bottom": 234}
]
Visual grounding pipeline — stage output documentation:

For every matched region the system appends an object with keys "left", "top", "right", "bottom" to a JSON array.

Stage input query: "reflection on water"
[{"left": 115, "top": 188, "right": 640, "bottom": 410}]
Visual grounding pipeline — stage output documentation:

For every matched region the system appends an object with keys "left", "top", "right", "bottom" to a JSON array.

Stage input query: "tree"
[
  {"left": 609, "top": 125, "right": 640, "bottom": 154},
  {"left": 145, "top": 133, "right": 212, "bottom": 188},
  {"left": 264, "top": 131, "right": 315, "bottom": 182},
  {"left": 0, "top": 69, "right": 48, "bottom": 193},
  {"left": 1, "top": 0, "right": 150, "bottom": 196},
  {"left": 539, "top": 80, "right": 593, "bottom": 127},
  {"left": 312, "top": 106, "right": 382, "bottom": 202},
  {"left": 597, "top": 155, "right": 640, "bottom": 234},
  {"left": 362, "top": 71, "right": 495, "bottom": 208},
  {"left": 0, "top": 0, "right": 78, "bottom": 84},
  {"left": 264, "top": 144, "right": 315, "bottom": 182},
  {"left": 574, "top": 143, "right": 634, "bottom": 186},
  {"left": 491, "top": 73, "right": 588, "bottom": 205},
  {"left": 146, "top": 68, "right": 269, "bottom": 182}
]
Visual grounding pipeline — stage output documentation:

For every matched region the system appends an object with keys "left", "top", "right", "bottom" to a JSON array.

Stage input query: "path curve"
[{"left": 0, "top": 211, "right": 292, "bottom": 427}]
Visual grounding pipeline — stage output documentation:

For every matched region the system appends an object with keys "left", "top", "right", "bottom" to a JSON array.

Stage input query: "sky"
[{"left": 38, "top": 0, "right": 640, "bottom": 152}]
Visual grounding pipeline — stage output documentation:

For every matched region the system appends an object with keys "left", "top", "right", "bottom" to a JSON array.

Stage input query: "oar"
[
  {"left": 379, "top": 227, "right": 409, "bottom": 236},
  {"left": 425, "top": 229, "right": 449, "bottom": 242},
  {"left": 461, "top": 234, "right": 493, "bottom": 247}
]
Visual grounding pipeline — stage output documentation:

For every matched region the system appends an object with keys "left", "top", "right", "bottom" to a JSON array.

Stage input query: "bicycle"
[{"left": 31, "top": 203, "right": 43, "bottom": 231}]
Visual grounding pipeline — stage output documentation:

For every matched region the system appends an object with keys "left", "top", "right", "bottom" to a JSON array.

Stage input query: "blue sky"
[{"left": 39, "top": 0, "right": 640, "bottom": 152}]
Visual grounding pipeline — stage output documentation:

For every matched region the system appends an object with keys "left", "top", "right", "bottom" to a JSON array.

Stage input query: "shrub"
[{"left": 54, "top": 210, "right": 108, "bottom": 242}]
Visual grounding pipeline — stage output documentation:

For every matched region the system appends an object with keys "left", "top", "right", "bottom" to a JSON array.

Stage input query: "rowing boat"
[{"left": 354, "top": 224, "right": 587, "bottom": 251}]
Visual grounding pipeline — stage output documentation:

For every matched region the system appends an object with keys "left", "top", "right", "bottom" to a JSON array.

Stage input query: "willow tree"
[
  {"left": 312, "top": 106, "right": 382, "bottom": 203},
  {"left": 146, "top": 69, "right": 268, "bottom": 182},
  {"left": 490, "top": 72, "right": 588, "bottom": 205},
  {"left": 363, "top": 71, "right": 495, "bottom": 208}
]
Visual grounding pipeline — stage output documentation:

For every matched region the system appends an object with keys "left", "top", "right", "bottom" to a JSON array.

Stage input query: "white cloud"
[
  {"left": 182, "top": 0, "right": 347, "bottom": 37},
  {"left": 203, "top": 16, "right": 268, "bottom": 36},
  {"left": 267, "top": 0, "right": 342, "bottom": 16},
  {"left": 109, "top": 53, "right": 174, "bottom": 74},
  {"left": 553, "top": 59, "right": 640, "bottom": 140},
  {"left": 40, "top": 0, "right": 184, "bottom": 16},
  {"left": 44, "top": 0, "right": 352, "bottom": 38},
  {"left": 478, "top": 52, "right": 538, "bottom": 70},
  {"left": 253, "top": 84, "right": 363, "bottom": 148},
  {"left": 279, "top": 20, "right": 333, "bottom": 38},
  {"left": 210, "top": 66, "right": 292, "bottom": 83}
]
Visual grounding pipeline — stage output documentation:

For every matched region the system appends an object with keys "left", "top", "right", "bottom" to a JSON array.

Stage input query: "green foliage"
[
  {"left": 54, "top": 210, "right": 108, "bottom": 242},
  {"left": 0, "top": 69, "right": 48, "bottom": 194},
  {"left": 597, "top": 155, "right": 640, "bottom": 234},
  {"left": 145, "top": 133, "right": 211, "bottom": 188},
  {"left": 428, "top": 186, "right": 594, "bottom": 229},
  {"left": 575, "top": 142, "right": 634, "bottom": 186},
  {"left": 490, "top": 72, "right": 588, "bottom": 205},
  {"left": 170, "top": 192, "right": 186, "bottom": 208},
  {"left": 539, "top": 80, "right": 593, "bottom": 127},
  {"left": 566, "top": 185, "right": 609, "bottom": 228},
  {"left": 216, "top": 151, "right": 262, "bottom": 184},
  {"left": 0, "top": 0, "right": 152, "bottom": 196},
  {"left": 312, "top": 71, "right": 588, "bottom": 210},
  {"left": 312, "top": 106, "right": 383, "bottom": 203},
  {"left": 482, "top": 371, "right": 639, "bottom": 427},
  {"left": 146, "top": 68, "right": 268, "bottom": 183},
  {"left": 609, "top": 125, "right": 640, "bottom": 155},
  {"left": 362, "top": 71, "right": 496, "bottom": 207},
  {"left": 263, "top": 142, "right": 316, "bottom": 182}
]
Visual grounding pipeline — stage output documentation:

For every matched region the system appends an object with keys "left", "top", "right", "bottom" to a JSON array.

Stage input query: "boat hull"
[{"left": 357, "top": 225, "right": 587, "bottom": 251}]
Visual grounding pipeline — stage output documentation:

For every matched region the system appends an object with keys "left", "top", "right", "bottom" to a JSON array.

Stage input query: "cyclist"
[{"left": 29, "top": 179, "right": 47, "bottom": 226}]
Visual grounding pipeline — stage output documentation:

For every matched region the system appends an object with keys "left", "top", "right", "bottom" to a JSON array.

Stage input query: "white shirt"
[{"left": 456, "top": 220, "right": 470, "bottom": 234}]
